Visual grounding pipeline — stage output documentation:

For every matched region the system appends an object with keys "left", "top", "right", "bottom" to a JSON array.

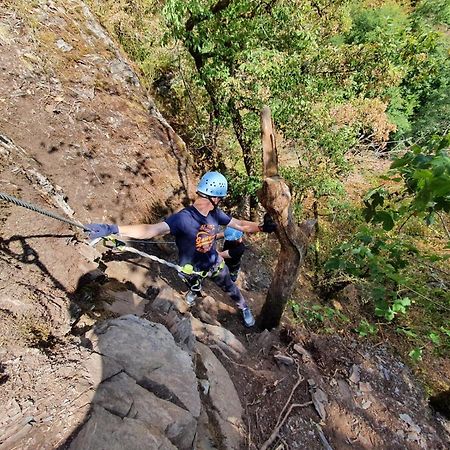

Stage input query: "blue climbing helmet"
[
  {"left": 224, "top": 226, "right": 243, "bottom": 241},
  {"left": 197, "top": 171, "right": 228, "bottom": 198}
]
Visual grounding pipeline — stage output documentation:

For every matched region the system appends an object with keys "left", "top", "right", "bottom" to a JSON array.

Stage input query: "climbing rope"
[
  {"left": 98, "top": 237, "right": 183, "bottom": 272},
  {"left": 98, "top": 236, "right": 223, "bottom": 278},
  {"left": 0, "top": 192, "right": 88, "bottom": 231}
]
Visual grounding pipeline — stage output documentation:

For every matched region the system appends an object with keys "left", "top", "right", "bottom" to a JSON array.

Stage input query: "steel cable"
[{"left": 0, "top": 192, "right": 88, "bottom": 231}]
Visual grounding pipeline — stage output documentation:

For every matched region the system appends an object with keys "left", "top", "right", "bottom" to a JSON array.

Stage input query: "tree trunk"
[
  {"left": 257, "top": 106, "right": 315, "bottom": 330},
  {"left": 228, "top": 99, "right": 258, "bottom": 220}
]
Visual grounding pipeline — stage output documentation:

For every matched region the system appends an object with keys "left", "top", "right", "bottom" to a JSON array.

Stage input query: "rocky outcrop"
[
  {"left": 66, "top": 312, "right": 245, "bottom": 450},
  {"left": 69, "top": 315, "right": 200, "bottom": 450},
  {"left": 196, "top": 343, "right": 245, "bottom": 450},
  {"left": 0, "top": 0, "right": 195, "bottom": 286}
]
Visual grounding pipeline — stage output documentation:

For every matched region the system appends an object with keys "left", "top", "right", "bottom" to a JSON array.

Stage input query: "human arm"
[
  {"left": 228, "top": 213, "right": 276, "bottom": 233},
  {"left": 227, "top": 218, "right": 260, "bottom": 233},
  {"left": 84, "top": 221, "right": 170, "bottom": 240},
  {"left": 219, "top": 243, "right": 245, "bottom": 260},
  {"left": 218, "top": 249, "right": 231, "bottom": 259},
  {"left": 118, "top": 222, "right": 170, "bottom": 239}
]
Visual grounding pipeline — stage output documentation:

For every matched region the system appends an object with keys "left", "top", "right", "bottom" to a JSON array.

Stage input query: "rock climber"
[{"left": 84, "top": 171, "right": 276, "bottom": 327}]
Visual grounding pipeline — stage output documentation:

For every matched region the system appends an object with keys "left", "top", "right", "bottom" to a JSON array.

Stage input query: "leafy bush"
[
  {"left": 363, "top": 134, "right": 450, "bottom": 233},
  {"left": 325, "top": 230, "right": 417, "bottom": 321}
]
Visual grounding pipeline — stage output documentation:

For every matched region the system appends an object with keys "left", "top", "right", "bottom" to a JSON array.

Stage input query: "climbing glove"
[
  {"left": 84, "top": 223, "right": 119, "bottom": 239},
  {"left": 260, "top": 213, "right": 277, "bottom": 233}
]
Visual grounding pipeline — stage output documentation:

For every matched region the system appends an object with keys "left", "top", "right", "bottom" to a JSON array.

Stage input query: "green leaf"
[
  {"left": 437, "top": 134, "right": 450, "bottom": 150},
  {"left": 391, "top": 155, "right": 411, "bottom": 169},
  {"left": 356, "top": 320, "right": 377, "bottom": 337},
  {"left": 394, "top": 297, "right": 411, "bottom": 309},
  {"left": 428, "top": 332, "right": 441, "bottom": 345},
  {"left": 396, "top": 327, "right": 417, "bottom": 338},
  {"left": 408, "top": 347, "right": 423, "bottom": 362},
  {"left": 429, "top": 175, "right": 450, "bottom": 197},
  {"left": 373, "top": 211, "right": 395, "bottom": 231},
  {"left": 324, "top": 258, "right": 341, "bottom": 270},
  {"left": 384, "top": 308, "right": 395, "bottom": 321}
]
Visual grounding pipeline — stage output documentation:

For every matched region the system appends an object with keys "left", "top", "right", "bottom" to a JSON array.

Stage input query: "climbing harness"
[
  {"left": 0, "top": 192, "right": 88, "bottom": 231},
  {"left": 95, "top": 235, "right": 225, "bottom": 279}
]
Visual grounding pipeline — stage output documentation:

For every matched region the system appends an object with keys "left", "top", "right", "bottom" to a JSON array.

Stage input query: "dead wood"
[
  {"left": 260, "top": 401, "right": 313, "bottom": 450},
  {"left": 257, "top": 106, "right": 316, "bottom": 330}
]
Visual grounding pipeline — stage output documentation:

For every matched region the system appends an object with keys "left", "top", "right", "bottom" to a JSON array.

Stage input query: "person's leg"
[
  {"left": 211, "top": 265, "right": 246, "bottom": 308},
  {"left": 229, "top": 269, "right": 238, "bottom": 282},
  {"left": 211, "top": 265, "right": 255, "bottom": 327},
  {"left": 178, "top": 273, "right": 202, "bottom": 305}
]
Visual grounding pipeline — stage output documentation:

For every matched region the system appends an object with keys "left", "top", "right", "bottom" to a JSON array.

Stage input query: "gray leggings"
[
  {"left": 182, "top": 264, "right": 247, "bottom": 310},
  {"left": 210, "top": 264, "right": 247, "bottom": 310}
]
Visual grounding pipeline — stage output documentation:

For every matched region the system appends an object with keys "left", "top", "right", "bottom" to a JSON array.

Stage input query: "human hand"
[
  {"left": 260, "top": 213, "right": 276, "bottom": 233},
  {"left": 84, "top": 223, "right": 119, "bottom": 239}
]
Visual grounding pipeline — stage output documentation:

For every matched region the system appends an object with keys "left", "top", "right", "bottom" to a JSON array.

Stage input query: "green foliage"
[
  {"left": 325, "top": 230, "right": 418, "bottom": 322},
  {"left": 290, "top": 300, "right": 350, "bottom": 331},
  {"left": 225, "top": 171, "right": 261, "bottom": 202},
  {"left": 158, "top": 0, "right": 450, "bottom": 218},
  {"left": 160, "top": 0, "right": 376, "bottom": 212},
  {"left": 396, "top": 319, "right": 450, "bottom": 359},
  {"left": 416, "top": 0, "right": 450, "bottom": 26},
  {"left": 344, "top": 1, "right": 450, "bottom": 138},
  {"left": 390, "top": 135, "right": 450, "bottom": 215},
  {"left": 323, "top": 132, "right": 449, "bottom": 369},
  {"left": 408, "top": 346, "right": 423, "bottom": 362},
  {"left": 280, "top": 166, "right": 346, "bottom": 204},
  {"left": 86, "top": 0, "right": 450, "bottom": 200},
  {"left": 363, "top": 135, "right": 450, "bottom": 235},
  {"left": 356, "top": 319, "right": 378, "bottom": 337}
]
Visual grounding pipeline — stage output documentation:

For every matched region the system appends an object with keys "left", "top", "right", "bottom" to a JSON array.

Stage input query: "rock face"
[
  {"left": 196, "top": 343, "right": 245, "bottom": 450},
  {"left": 0, "top": 0, "right": 195, "bottom": 292},
  {"left": 69, "top": 316, "right": 200, "bottom": 450},
  {"left": 64, "top": 312, "right": 245, "bottom": 450}
]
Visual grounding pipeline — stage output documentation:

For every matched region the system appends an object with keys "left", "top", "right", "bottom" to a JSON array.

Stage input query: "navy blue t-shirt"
[{"left": 165, "top": 206, "right": 231, "bottom": 271}]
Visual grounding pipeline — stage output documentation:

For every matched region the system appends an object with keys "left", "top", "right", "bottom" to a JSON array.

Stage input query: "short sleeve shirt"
[{"left": 165, "top": 206, "right": 231, "bottom": 271}]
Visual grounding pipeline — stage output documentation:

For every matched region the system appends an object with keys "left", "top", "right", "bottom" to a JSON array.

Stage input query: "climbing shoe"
[
  {"left": 242, "top": 307, "right": 255, "bottom": 327},
  {"left": 185, "top": 290, "right": 198, "bottom": 306}
]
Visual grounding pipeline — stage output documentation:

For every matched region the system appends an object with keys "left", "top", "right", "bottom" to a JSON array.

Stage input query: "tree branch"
[
  {"left": 260, "top": 402, "right": 313, "bottom": 450},
  {"left": 186, "top": 0, "right": 234, "bottom": 31}
]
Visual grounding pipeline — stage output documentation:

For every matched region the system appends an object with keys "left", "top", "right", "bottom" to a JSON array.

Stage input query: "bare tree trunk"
[{"left": 257, "top": 106, "right": 315, "bottom": 330}]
